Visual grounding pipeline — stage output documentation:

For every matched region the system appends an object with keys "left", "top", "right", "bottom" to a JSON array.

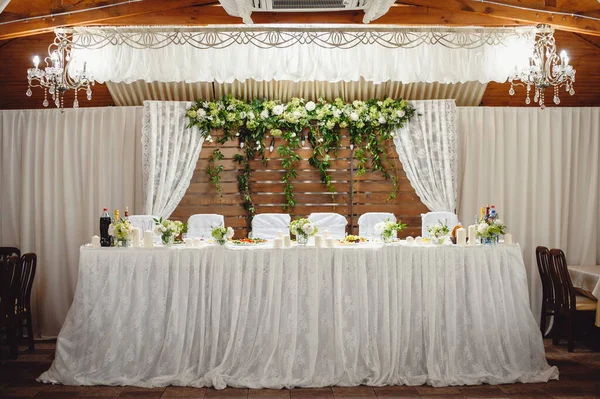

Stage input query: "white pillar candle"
[
  {"left": 504, "top": 233, "right": 513, "bottom": 245},
  {"left": 283, "top": 236, "right": 291, "bottom": 248},
  {"left": 456, "top": 228, "right": 467, "bottom": 246},
  {"left": 323, "top": 230, "right": 331, "bottom": 239},
  {"left": 325, "top": 237, "right": 335, "bottom": 247},
  {"left": 406, "top": 236, "right": 414, "bottom": 245},
  {"left": 273, "top": 238, "right": 283, "bottom": 248},
  {"left": 143, "top": 230, "right": 154, "bottom": 249},
  {"left": 91, "top": 235, "right": 100, "bottom": 248},
  {"left": 132, "top": 228, "right": 141, "bottom": 248},
  {"left": 415, "top": 236, "right": 423, "bottom": 245},
  {"left": 314, "top": 234, "right": 323, "bottom": 248},
  {"left": 468, "top": 225, "right": 477, "bottom": 245},
  {"left": 277, "top": 230, "right": 284, "bottom": 239}
]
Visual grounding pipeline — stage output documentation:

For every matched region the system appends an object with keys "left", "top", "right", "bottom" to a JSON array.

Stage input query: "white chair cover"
[
  {"left": 358, "top": 213, "right": 397, "bottom": 238},
  {"left": 128, "top": 215, "right": 157, "bottom": 233},
  {"left": 421, "top": 211, "right": 459, "bottom": 238},
  {"left": 308, "top": 213, "right": 347, "bottom": 239},
  {"left": 251, "top": 214, "right": 291, "bottom": 239},
  {"left": 188, "top": 214, "right": 224, "bottom": 239}
]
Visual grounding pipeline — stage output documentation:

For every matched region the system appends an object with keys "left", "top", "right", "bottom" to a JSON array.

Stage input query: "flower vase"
[
  {"left": 432, "top": 236, "right": 446, "bottom": 245},
  {"left": 215, "top": 238, "right": 227, "bottom": 246},
  {"left": 296, "top": 234, "right": 308, "bottom": 245},
  {"left": 161, "top": 234, "right": 174, "bottom": 247},
  {"left": 117, "top": 239, "right": 131, "bottom": 247},
  {"left": 483, "top": 235, "right": 499, "bottom": 245},
  {"left": 381, "top": 233, "right": 393, "bottom": 244}
]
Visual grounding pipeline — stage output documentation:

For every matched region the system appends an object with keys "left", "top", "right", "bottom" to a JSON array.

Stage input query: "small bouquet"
[
  {"left": 108, "top": 219, "right": 134, "bottom": 246},
  {"left": 374, "top": 218, "right": 407, "bottom": 244},
  {"left": 477, "top": 218, "right": 506, "bottom": 244},
  {"left": 211, "top": 225, "right": 235, "bottom": 245},
  {"left": 154, "top": 217, "right": 184, "bottom": 246},
  {"left": 427, "top": 222, "right": 450, "bottom": 245},
  {"left": 289, "top": 218, "right": 318, "bottom": 245}
]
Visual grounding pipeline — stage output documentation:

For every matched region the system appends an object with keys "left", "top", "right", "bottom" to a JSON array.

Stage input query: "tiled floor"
[{"left": 0, "top": 340, "right": 599, "bottom": 399}]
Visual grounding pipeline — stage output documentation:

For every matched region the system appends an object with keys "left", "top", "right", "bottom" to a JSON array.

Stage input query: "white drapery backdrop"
[
  {"left": 457, "top": 107, "right": 600, "bottom": 322},
  {"left": 0, "top": 107, "right": 144, "bottom": 337},
  {"left": 393, "top": 100, "right": 457, "bottom": 212},
  {"left": 142, "top": 101, "right": 204, "bottom": 219}
]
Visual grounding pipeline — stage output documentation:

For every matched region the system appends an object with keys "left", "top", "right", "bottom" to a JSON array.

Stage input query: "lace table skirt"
[{"left": 39, "top": 243, "right": 558, "bottom": 388}]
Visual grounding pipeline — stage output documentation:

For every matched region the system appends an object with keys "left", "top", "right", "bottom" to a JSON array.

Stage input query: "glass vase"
[
  {"left": 161, "top": 234, "right": 174, "bottom": 247},
  {"left": 432, "top": 235, "right": 446, "bottom": 245},
  {"left": 482, "top": 235, "right": 499, "bottom": 245},
  {"left": 117, "top": 239, "right": 131, "bottom": 247},
  {"left": 296, "top": 234, "right": 309, "bottom": 245},
  {"left": 215, "top": 238, "right": 227, "bottom": 246},
  {"left": 381, "top": 233, "right": 393, "bottom": 244}
]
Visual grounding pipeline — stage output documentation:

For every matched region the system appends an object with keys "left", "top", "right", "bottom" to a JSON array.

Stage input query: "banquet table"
[
  {"left": 39, "top": 242, "right": 558, "bottom": 389},
  {"left": 568, "top": 265, "right": 600, "bottom": 327}
]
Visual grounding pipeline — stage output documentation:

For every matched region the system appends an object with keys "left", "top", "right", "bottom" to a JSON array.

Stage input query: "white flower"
[
  {"left": 273, "top": 105, "right": 285, "bottom": 116},
  {"left": 302, "top": 223, "right": 315, "bottom": 235},
  {"left": 350, "top": 112, "right": 359, "bottom": 121},
  {"left": 226, "top": 226, "right": 235, "bottom": 239},
  {"left": 202, "top": 101, "right": 209, "bottom": 108},
  {"left": 318, "top": 138, "right": 324, "bottom": 143},
  {"left": 260, "top": 110, "right": 269, "bottom": 119},
  {"left": 197, "top": 109, "right": 207, "bottom": 119},
  {"left": 374, "top": 222, "right": 385, "bottom": 235},
  {"left": 206, "top": 135, "right": 213, "bottom": 143},
  {"left": 478, "top": 223, "right": 488, "bottom": 234},
  {"left": 396, "top": 109, "right": 406, "bottom": 118},
  {"left": 390, "top": 132, "right": 396, "bottom": 138},
  {"left": 290, "top": 132, "right": 296, "bottom": 138},
  {"left": 305, "top": 101, "right": 316, "bottom": 111},
  {"left": 108, "top": 225, "right": 116, "bottom": 236},
  {"left": 247, "top": 111, "right": 255, "bottom": 120},
  {"left": 239, "top": 111, "right": 247, "bottom": 119},
  {"left": 333, "top": 109, "right": 342, "bottom": 118},
  {"left": 495, "top": 219, "right": 503, "bottom": 226},
  {"left": 377, "top": 101, "right": 383, "bottom": 106},
  {"left": 378, "top": 116, "right": 386, "bottom": 124}
]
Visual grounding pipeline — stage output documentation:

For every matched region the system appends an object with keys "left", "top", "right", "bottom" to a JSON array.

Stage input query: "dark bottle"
[{"left": 100, "top": 208, "right": 112, "bottom": 247}]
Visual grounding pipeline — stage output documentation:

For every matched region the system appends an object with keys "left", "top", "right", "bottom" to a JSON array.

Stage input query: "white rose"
[
  {"left": 260, "top": 110, "right": 269, "bottom": 119},
  {"left": 197, "top": 109, "right": 207, "bottom": 119},
  {"left": 396, "top": 109, "right": 406, "bottom": 118},
  {"left": 226, "top": 226, "right": 235, "bottom": 239},
  {"left": 247, "top": 111, "right": 255, "bottom": 120},
  {"left": 495, "top": 219, "right": 503, "bottom": 225},
  {"left": 350, "top": 112, "right": 359, "bottom": 121},
  {"left": 374, "top": 222, "right": 385, "bottom": 235},
  {"left": 239, "top": 111, "right": 247, "bottom": 119},
  {"left": 273, "top": 105, "right": 285, "bottom": 116},
  {"left": 206, "top": 135, "right": 213, "bottom": 143},
  {"left": 305, "top": 101, "right": 316, "bottom": 111},
  {"left": 378, "top": 116, "right": 386, "bottom": 124},
  {"left": 333, "top": 109, "right": 342, "bottom": 118},
  {"left": 390, "top": 132, "right": 396, "bottom": 138},
  {"left": 292, "top": 111, "right": 302, "bottom": 118},
  {"left": 477, "top": 223, "right": 488, "bottom": 234},
  {"left": 377, "top": 101, "right": 383, "bottom": 106},
  {"left": 302, "top": 223, "right": 315, "bottom": 235}
]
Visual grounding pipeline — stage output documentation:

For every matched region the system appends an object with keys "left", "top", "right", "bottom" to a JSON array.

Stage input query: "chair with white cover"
[
  {"left": 251, "top": 213, "right": 291, "bottom": 239},
  {"left": 187, "top": 214, "right": 224, "bottom": 239},
  {"left": 358, "top": 213, "right": 396, "bottom": 239},
  {"left": 421, "top": 211, "right": 459, "bottom": 238},
  {"left": 128, "top": 215, "right": 157, "bottom": 234},
  {"left": 308, "top": 213, "right": 347, "bottom": 239}
]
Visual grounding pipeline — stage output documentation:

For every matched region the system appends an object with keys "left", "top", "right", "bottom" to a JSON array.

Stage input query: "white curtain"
[
  {"left": 457, "top": 107, "right": 600, "bottom": 322},
  {"left": 0, "top": 106, "right": 144, "bottom": 337},
  {"left": 393, "top": 100, "right": 457, "bottom": 212},
  {"left": 142, "top": 101, "right": 204, "bottom": 219}
]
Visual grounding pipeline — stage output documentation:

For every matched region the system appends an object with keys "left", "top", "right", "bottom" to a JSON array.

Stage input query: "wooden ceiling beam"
[
  {"left": 394, "top": 0, "right": 600, "bottom": 36},
  {"left": 0, "top": 0, "right": 221, "bottom": 41}
]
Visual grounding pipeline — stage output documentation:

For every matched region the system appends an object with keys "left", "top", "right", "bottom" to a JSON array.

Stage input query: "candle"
[
  {"left": 193, "top": 238, "right": 201, "bottom": 247},
  {"left": 91, "top": 235, "right": 100, "bottom": 248},
  {"left": 314, "top": 234, "right": 323, "bottom": 248},
  {"left": 456, "top": 228, "right": 467, "bottom": 246},
  {"left": 273, "top": 238, "right": 283, "bottom": 248},
  {"left": 468, "top": 225, "right": 477, "bottom": 245},
  {"left": 143, "top": 230, "right": 154, "bottom": 249},
  {"left": 277, "top": 230, "right": 284, "bottom": 239},
  {"left": 325, "top": 237, "right": 335, "bottom": 247},
  {"left": 132, "top": 228, "right": 140, "bottom": 248},
  {"left": 504, "top": 233, "right": 513, "bottom": 245},
  {"left": 323, "top": 230, "right": 331, "bottom": 239},
  {"left": 283, "top": 236, "right": 291, "bottom": 248},
  {"left": 415, "top": 236, "right": 423, "bottom": 245},
  {"left": 406, "top": 236, "right": 414, "bottom": 245},
  {"left": 185, "top": 238, "right": 194, "bottom": 248}
]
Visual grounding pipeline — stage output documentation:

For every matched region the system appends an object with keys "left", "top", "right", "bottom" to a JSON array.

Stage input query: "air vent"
[{"left": 251, "top": 0, "right": 371, "bottom": 12}]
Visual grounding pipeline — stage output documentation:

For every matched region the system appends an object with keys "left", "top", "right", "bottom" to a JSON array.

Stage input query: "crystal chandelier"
[
  {"left": 508, "top": 24, "right": 575, "bottom": 108},
  {"left": 26, "top": 35, "right": 94, "bottom": 108}
]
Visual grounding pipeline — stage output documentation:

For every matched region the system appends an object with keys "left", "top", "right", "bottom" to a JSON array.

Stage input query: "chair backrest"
[
  {"left": 421, "top": 212, "right": 459, "bottom": 238},
  {"left": 0, "top": 247, "right": 20, "bottom": 262},
  {"left": 549, "top": 249, "right": 577, "bottom": 312},
  {"left": 251, "top": 213, "right": 291, "bottom": 239},
  {"left": 15, "top": 253, "right": 37, "bottom": 314},
  {"left": 0, "top": 256, "right": 20, "bottom": 320},
  {"left": 128, "top": 215, "right": 157, "bottom": 233},
  {"left": 536, "top": 246, "right": 555, "bottom": 308},
  {"left": 187, "top": 214, "right": 224, "bottom": 238},
  {"left": 308, "top": 213, "right": 347, "bottom": 239},
  {"left": 357, "top": 213, "right": 396, "bottom": 238}
]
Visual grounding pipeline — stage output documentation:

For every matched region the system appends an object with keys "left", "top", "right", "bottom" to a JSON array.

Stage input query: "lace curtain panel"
[
  {"left": 142, "top": 101, "right": 204, "bottom": 219},
  {"left": 393, "top": 100, "right": 457, "bottom": 212}
]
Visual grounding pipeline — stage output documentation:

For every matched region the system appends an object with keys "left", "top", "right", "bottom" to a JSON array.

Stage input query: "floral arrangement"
[
  {"left": 185, "top": 96, "right": 415, "bottom": 229},
  {"left": 477, "top": 218, "right": 506, "bottom": 241},
  {"left": 211, "top": 225, "right": 235, "bottom": 245},
  {"left": 108, "top": 219, "right": 134, "bottom": 244},
  {"left": 374, "top": 218, "right": 407, "bottom": 243},
  {"left": 154, "top": 217, "right": 184, "bottom": 246},
  {"left": 427, "top": 222, "right": 450, "bottom": 245},
  {"left": 289, "top": 218, "right": 318, "bottom": 245}
]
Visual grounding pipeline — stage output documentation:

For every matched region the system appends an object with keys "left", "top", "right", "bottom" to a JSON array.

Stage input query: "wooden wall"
[{"left": 170, "top": 133, "right": 428, "bottom": 239}]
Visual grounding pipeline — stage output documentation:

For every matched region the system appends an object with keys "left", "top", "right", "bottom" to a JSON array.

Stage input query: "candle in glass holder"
[
  {"left": 415, "top": 236, "right": 423, "bottom": 245},
  {"left": 406, "top": 236, "right": 414, "bottom": 245}
]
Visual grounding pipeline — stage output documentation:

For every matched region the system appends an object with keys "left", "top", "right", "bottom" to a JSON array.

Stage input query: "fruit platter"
[
  {"left": 230, "top": 237, "right": 268, "bottom": 245},
  {"left": 337, "top": 235, "right": 368, "bottom": 245}
]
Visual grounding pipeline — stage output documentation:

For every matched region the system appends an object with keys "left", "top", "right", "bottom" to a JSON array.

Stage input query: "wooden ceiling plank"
[{"left": 395, "top": 0, "right": 600, "bottom": 36}]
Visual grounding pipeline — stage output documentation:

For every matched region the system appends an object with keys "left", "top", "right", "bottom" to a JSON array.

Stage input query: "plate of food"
[
  {"left": 230, "top": 237, "right": 268, "bottom": 246},
  {"left": 337, "top": 235, "right": 368, "bottom": 245}
]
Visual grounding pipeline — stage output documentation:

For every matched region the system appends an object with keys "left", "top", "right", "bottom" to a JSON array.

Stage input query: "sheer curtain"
[
  {"left": 142, "top": 101, "right": 204, "bottom": 219},
  {"left": 457, "top": 107, "right": 600, "bottom": 322},
  {"left": 0, "top": 106, "right": 144, "bottom": 337},
  {"left": 393, "top": 100, "right": 457, "bottom": 212}
]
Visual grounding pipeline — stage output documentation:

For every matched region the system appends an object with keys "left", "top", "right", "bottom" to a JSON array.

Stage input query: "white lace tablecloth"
[
  {"left": 568, "top": 265, "right": 600, "bottom": 326},
  {"left": 39, "top": 243, "right": 558, "bottom": 389}
]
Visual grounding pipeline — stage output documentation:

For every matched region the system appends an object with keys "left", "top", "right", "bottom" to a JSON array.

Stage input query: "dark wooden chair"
[
  {"left": 535, "top": 246, "right": 556, "bottom": 336},
  {"left": 0, "top": 247, "right": 20, "bottom": 262},
  {"left": 14, "top": 253, "right": 37, "bottom": 352},
  {"left": 549, "top": 249, "right": 597, "bottom": 352},
  {"left": 0, "top": 255, "right": 21, "bottom": 358}
]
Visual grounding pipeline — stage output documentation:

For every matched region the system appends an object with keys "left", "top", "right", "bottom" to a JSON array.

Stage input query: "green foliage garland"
[{"left": 186, "top": 96, "right": 416, "bottom": 221}]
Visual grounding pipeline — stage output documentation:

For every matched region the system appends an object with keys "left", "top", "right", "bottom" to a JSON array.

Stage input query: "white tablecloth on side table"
[
  {"left": 39, "top": 243, "right": 558, "bottom": 389},
  {"left": 568, "top": 265, "right": 600, "bottom": 326}
]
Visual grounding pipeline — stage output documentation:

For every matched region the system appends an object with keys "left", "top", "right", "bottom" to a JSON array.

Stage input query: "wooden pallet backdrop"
[{"left": 171, "top": 133, "right": 428, "bottom": 238}]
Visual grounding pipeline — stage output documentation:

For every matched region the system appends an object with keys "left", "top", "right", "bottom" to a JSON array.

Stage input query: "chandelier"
[
  {"left": 26, "top": 34, "right": 94, "bottom": 108},
  {"left": 508, "top": 24, "right": 575, "bottom": 108}
]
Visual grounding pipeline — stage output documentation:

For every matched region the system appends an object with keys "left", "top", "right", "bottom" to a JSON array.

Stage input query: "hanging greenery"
[{"left": 186, "top": 96, "right": 415, "bottom": 223}]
